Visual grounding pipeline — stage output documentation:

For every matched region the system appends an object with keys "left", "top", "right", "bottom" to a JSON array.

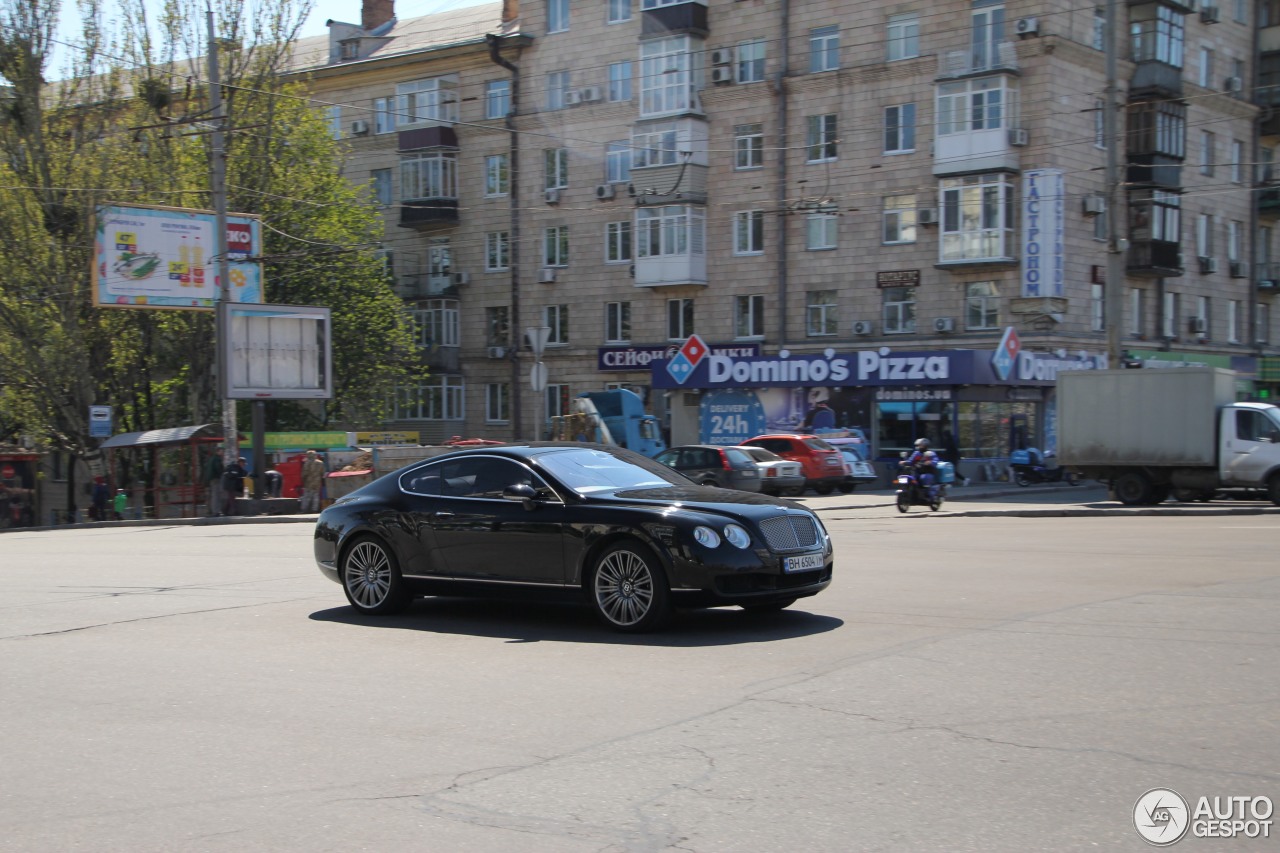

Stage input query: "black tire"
[
  {"left": 787, "top": 487, "right": 806, "bottom": 497},
  {"left": 1269, "top": 476, "right": 1280, "bottom": 507},
  {"left": 1172, "top": 488, "right": 1199, "bottom": 503},
  {"left": 1015, "top": 472, "right": 1031, "bottom": 487},
  {"left": 813, "top": 483, "right": 835, "bottom": 495},
  {"left": 1065, "top": 472, "right": 1080, "bottom": 485},
  {"left": 1112, "top": 472, "right": 1153, "bottom": 506},
  {"left": 896, "top": 492, "right": 910, "bottom": 513},
  {"left": 837, "top": 482, "right": 855, "bottom": 494},
  {"left": 340, "top": 535, "right": 411, "bottom": 615},
  {"left": 698, "top": 477, "right": 718, "bottom": 487},
  {"left": 1147, "top": 486, "right": 1171, "bottom": 505},
  {"left": 930, "top": 495, "right": 943, "bottom": 511},
  {"left": 741, "top": 598, "right": 797, "bottom": 614},
  {"left": 589, "top": 540, "right": 672, "bottom": 632}
]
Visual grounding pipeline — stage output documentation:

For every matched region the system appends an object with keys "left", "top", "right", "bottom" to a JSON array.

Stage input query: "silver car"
[{"left": 730, "top": 446, "right": 806, "bottom": 497}]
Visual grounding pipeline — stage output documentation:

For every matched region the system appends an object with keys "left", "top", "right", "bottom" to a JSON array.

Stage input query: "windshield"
[
  {"left": 803, "top": 438, "right": 836, "bottom": 451},
  {"left": 536, "top": 448, "right": 684, "bottom": 494},
  {"left": 740, "top": 447, "right": 781, "bottom": 462}
]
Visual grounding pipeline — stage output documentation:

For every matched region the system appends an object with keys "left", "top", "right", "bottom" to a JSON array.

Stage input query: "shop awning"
[{"left": 100, "top": 424, "right": 231, "bottom": 449}]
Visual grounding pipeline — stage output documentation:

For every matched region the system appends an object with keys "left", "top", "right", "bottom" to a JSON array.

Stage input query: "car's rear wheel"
[
  {"left": 837, "top": 482, "right": 855, "bottom": 494},
  {"left": 341, "top": 535, "right": 411, "bottom": 615},
  {"left": 741, "top": 598, "right": 796, "bottom": 614},
  {"left": 1112, "top": 472, "right": 1153, "bottom": 506},
  {"left": 589, "top": 541, "right": 672, "bottom": 632},
  {"left": 813, "top": 483, "right": 835, "bottom": 495}
]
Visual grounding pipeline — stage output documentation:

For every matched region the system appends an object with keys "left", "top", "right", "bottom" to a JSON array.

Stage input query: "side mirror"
[{"left": 502, "top": 483, "right": 538, "bottom": 510}]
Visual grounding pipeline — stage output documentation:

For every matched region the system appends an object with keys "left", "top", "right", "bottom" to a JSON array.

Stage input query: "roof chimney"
[{"left": 362, "top": 0, "right": 395, "bottom": 30}]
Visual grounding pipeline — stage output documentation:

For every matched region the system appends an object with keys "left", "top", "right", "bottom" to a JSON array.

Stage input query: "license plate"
[
  {"left": 783, "top": 552, "right": 824, "bottom": 573},
  {"left": 897, "top": 476, "right": 910, "bottom": 484},
  {"left": 853, "top": 463, "right": 875, "bottom": 478}
]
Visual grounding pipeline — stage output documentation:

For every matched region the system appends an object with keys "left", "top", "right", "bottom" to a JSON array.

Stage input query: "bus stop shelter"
[{"left": 101, "top": 424, "right": 241, "bottom": 519}]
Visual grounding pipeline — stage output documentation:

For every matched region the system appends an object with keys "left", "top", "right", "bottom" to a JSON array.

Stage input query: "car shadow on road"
[{"left": 310, "top": 598, "right": 842, "bottom": 647}]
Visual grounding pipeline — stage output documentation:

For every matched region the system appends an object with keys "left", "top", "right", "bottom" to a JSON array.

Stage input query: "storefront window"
[{"left": 955, "top": 401, "right": 1039, "bottom": 459}]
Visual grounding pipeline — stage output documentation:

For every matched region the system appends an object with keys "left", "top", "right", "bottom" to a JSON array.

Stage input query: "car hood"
[{"left": 586, "top": 484, "right": 806, "bottom": 513}]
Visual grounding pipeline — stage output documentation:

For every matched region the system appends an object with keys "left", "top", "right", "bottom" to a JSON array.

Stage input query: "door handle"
[{"left": 433, "top": 511, "right": 454, "bottom": 519}]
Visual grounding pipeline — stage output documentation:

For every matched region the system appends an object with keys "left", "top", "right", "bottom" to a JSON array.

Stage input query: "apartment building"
[{"left": 298, "top": 0, "right": 1275, "bottom": 457}]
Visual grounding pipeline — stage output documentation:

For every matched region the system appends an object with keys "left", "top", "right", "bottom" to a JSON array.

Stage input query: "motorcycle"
[
  {"left": 1011, "top": 448, "right": 1078, "bottom": 487},
  {"left": 895, "top": 464, "right": 944, "bottom": 512}
]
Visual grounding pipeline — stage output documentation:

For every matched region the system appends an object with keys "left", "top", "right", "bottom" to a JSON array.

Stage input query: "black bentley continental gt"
[{"left": 313, "top": 444, "right": 833, "bottom": 632}]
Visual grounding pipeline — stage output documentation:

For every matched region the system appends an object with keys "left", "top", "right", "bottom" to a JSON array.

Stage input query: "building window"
[
  {"left": 396, "top": 76, "right": 459, "bottom": 125},
  {"left": 1228, "top": 299, "right": 1240, "bottom": 342},
  {"left": 486, "top": 383, "right": 510, "bottom": 423},
  {"left": 1131, "top": 5, "right": 1185, "bottom": 68},
  {"left": 606, "top": 221, "right": 632, "bottom": 263},
  {"left": 883, "top": 194, "right": 918, "bottom": 244},
  {"left": 606, "top": 141, "right": 631, "bottom": 183},
  {"left": 735, "top": 294, "right": 765, "bottom": 339},
  {"left": 1094, "top": 98, "right": 1107, "bottom": 149},
  {"left": 374, "top": 97, "right": 395, "bottom": 134},
  {"left": 806, "top": 114, "right": 838, "bottom": 162},
  {"left": 734, "top": 123, "right": 763, "bottom": 170},
  {"left": 395, "top": 376, "right": 464, "bottom": 420},
  {"left": 414, "top": 299, "right": 460, "bottom": 348},
  {"left": 605, "top": 301, "right": 631, "bottom": 343},
  {"left": 546, "top": 384, "right": 571, "bottom": 424},
  {"left": 965, "top": 281, "right": 1000, "bottom": 329},
  {"left": 1129, "top": 287, "right": 1144, "bottom": 336},
  {"left": 737, "top": 39, "right": 766, "bottom": 83},
  {"left": 607, "top": 0, "right": 631, "bottom": 24},
  {"left": 608, "top": 61, "right": 632, "bottom": 101},
  {"left": 1091, "top": 284, "right": 1105, "bottom": 331},
  {"left": 1128, "top": 101, "right": 1186, "bottom": 158},
  {"left": 544, "top": 226, "right": 570, "bottom": 267},
  {"left": 937, "top": 77, "right": 1011, "bottom": 135},
  {"left": 485, "top": 80, "right": 511, "bottom": 119},
  {"left": 485, "top": 231, "right": 510, "bottom": 271},
  {"left": 1093, "top": 7, "right": 1106, "bottom": 51},
  {"left": 806, "top": 290, "right": 838, "bottom": 336},
  {"left": 1228, "top": 220, "right": 1242, "bottom": 263},
  {"left": 484, "top": 154, "right": 509, "bottom": 197},
  {"left": 547, "top": 0, "right": 569, "bottom": 33},
  {"left": 1198, "top": 46, "right": 1214, "bottom": 88},
  {"left": 632, "top": 124, "right": 678, "bottom": 168},
  {"left": 882, "top": 287, "right": 916, "bottom": 334},
  {"left": 1196, "top": 213, "right": 1213, "bottom": 259},
  {"left": 940, "top": 174, "right": 1014, "bottom": 262},
  {"left": 325, "top": 105, "right": 341, "bottom": 138},
  {"left": 1200, "top": 131, "right": 1215, "bottom": 176},
  {"left": 971, "top": 4, "right": 1006, "bottom": 72},
  {"left": 809, "top": 26, "right": 839, "bottom": 72},
  {"left": 1231, "top": 139, "right": 1243, "bottom": 183},
  {"left": 1195, "top": 295, "right": 1210, "bottom": 337},
  {"left": 1234, "top": 0, "right": 1247, "bottom": 24},
  {"left": 545, "top": 304, "right": 570, "bottom": 344},
  {"left": 1094, "top": 208, "right": 1108, "bottom": 241},
  {"left": 733, "top": 210, "right": 765, "bottom": 255},
  {"left": 371, "top": 169, "right": 391, "bottom": 207},
  {"left": 486, "top": 305, "right": 509, "bottom": 346},
  {"left": 884, "top": 103, "right": 916, "bottom": 154},
  {"left": 888, "top": 14, "right": 919, "bottom": 61},
  {"left": 545, "top": 148, "right": 569, "bottom": 190},
  {"left": 806, "top": 212, "right": 837, "bottom": 250},
  {"left": 667, "top": 298, "right": 695, "bottom": 340},
  {"left": 1130, "top": 189, "right": 1181, "bottom": 242},
  {"left": 637, "top": 205, "right": 705, "bottom": 258},
  {"left": 1257, "top": 303, "right": 1271, "bottom": 344},
  {"left": 640, "top": 35, "right": 695, "bottom": 117},
  {"left": 1162, "top": 291, "right": 1180, "bottom": 338},
  {"left": 400, "top": 151, "right": 458, "bottom": 200},
  {"left": 546, "top": 70, "right": 571, "bottom": 110}
]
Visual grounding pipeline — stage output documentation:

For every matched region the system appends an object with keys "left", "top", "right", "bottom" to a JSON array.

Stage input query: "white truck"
[{"left": 1057, "top": 367, "right": 1280, "bottom": 506}]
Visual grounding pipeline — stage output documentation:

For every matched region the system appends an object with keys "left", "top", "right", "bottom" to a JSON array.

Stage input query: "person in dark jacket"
[{"left": 220, "top": 457, "right": 247, "bottom": 516}]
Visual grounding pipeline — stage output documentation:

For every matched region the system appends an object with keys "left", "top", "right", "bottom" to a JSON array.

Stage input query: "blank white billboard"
[{"left": 217, "top": 303, "right": 332, "bottom": 400}]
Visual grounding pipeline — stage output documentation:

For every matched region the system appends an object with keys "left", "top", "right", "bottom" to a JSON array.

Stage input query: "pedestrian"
[
  {"left": 300, "top": 450, "right": 325, "bottom": 513},
  {"left": 112, "top": 488, "right": 128, "bottom": 521},
  {"left": 221, "top": 456, "right": 247, "bottom": 516},
  {"left": 91, "top": 476, "right": 109, "bottom": 521},
  {"left": 203, "top": 448, "right": 224, "bottom": 516},
  {"left": 263, "top": 467, "right": 283, "bottom": 498}
]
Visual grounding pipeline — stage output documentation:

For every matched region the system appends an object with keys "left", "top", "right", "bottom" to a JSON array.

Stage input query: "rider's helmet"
[{"left": 914, "top": 438, "right": 930, "bottom": 450}]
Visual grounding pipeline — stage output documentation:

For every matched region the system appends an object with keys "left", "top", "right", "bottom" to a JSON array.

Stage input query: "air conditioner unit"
[
  {"left": 579, "top": 86, "right": 603, "bottom": 103},
  {"left": 1199, "top": 256, "right": 1218, "bottom": 274},
  {"left": 1015, "top": 17, "right": 1040, "bottom": 37},
  {"left": 350, "top": 119, "right": 370, "bottom": 135},
  {"left": 1259, "top": 280, "right": 1277, "bottom": 291},
  {"left": 934, "top": 317, "right": 956, "bottom": 333},
  {"left": 1229, "top": 260, "right": 1246, "bottom": 278},
  {"left": 452, "top": 271, "right": 470, "bottom": 286},
  {"left": 711, "top": 66, "right": 734, "bottom": 85},
  {"left": 1188, "top": 317, "right": 1207, "bottom": 335},
  {"left": 710, "top": 48, "right": 733, "bottom": 66},
  {"left": 486, "top": 346, "right": 507, "bottom": 359},
  {"left": 1201, "top": 5, "right": 1221, "bottom": 23},
  {"left": 595, "top": 184, "right": 616, "bottom": 200},
  {"left": 852, "top": 320, "right": 874, "bottom": 336},
  {"left": 1082, "top": 195, "right": 1107, "bottom": 215},
  {"left": 564, "top": 90, "right": 583, "bottom": 106},
  {"left": 539, "top": 268, "right": 557, "bottom": 283},
  {"left": 544, "top": 188, "right": 561, "bottom": 204},
  {"left": 1008, "top": 128, "right": 1029, "bottom": 147},
  {"left": 918, "top": 208, "right": 939, "bottom": 225},
  {"left": 1224, "top": 76, "right": 1243, "bottom": 93}
]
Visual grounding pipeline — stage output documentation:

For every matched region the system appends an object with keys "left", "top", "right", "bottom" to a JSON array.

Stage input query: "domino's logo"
[
  {"left": 666, "top": 334, "right": 710, "bottom": 385},
  {"left": 991, "top": 327, "right": 1021, "bottom": 382}
]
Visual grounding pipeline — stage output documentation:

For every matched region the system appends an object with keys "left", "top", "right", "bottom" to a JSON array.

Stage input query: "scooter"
[
  {"left": 1011, "top": 449, "right": 1078, "bottom": 487},
  {"left": 895, "top": 465, "right": 944, "bottom": 512}
]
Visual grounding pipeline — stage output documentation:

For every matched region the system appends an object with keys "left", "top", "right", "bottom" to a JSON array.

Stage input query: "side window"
[
  {"left": 437, "top": 457, "right": 537, "bottom": 497},
  {"left": 1236, "top": 410, "right": 1272, "bottom": 442},
  {"left": 697, "top": 449, "right": 716, "bottom": 468},
  {"left": 401, "top": 468, "right": 443, "bottom": 495}
]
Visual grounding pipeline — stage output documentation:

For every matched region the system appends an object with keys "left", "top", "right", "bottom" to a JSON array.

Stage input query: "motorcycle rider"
[{"left": 900, "top": 439, "right": 935, "bottom": 502}]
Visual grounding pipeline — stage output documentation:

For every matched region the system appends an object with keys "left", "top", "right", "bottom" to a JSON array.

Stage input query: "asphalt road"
[{"left": 0, "top": 499, "right": 1276, "bottom": 852}]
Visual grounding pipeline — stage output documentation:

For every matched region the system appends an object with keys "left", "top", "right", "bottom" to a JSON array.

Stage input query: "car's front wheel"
[
  {"left": 589, "top": 541, "right": 672, "bottom": 632},
  {"left": 341, "top": 535, "right": 411, "bottom": 615}
]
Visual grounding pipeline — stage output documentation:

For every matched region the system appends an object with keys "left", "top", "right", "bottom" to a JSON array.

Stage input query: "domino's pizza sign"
[
  {"left": 666, "top": 334, "right": 710, "bottom": 385},
  {"left": 991, "top": 327, "right": 1021, "bottom": 381}
]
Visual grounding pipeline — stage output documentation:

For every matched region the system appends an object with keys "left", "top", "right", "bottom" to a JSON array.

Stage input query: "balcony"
[
  {"left": 633, "top": 254, "right": 707, "bottom": 287},
  {"left": 1260, "top": 185, "right": 1280, "bottom": 217},
  {"left": 640, "top": 0, "right": 708, "bottom": 39},
  {"left": 936, "top": 42, "right": 1018, "bottom": 80},
  {"left": 422, "top": 345, "right": 461, "bottom": 372},
  {"left": 397, "top": 126, "right": 458, "bottom": 151},
  {"left": 1130, "top": 61, "right": 1183, "bottom": 98},
  {"left": 399, "top": 199, "right": 459, "bottom": 228},
  {"left": 933, "top": 127, "right": 1023, "bottom": 176},
  {"left": 1126, "top": 155, "right": 1183, "bottom": 190},
  {"left": 397, "top": 275, "right": 458, "bottom": 299},
  {"left": 1256, "top": 262, "right": 1280, "bottom": 291},
  {"left": 1127, "top": 240, "right": 1184, "bottom": 277}
]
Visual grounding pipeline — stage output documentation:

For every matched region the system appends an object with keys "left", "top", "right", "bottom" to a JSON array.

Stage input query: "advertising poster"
[{"left": 92, "top": 204, "right": 263, "bottom": 310}]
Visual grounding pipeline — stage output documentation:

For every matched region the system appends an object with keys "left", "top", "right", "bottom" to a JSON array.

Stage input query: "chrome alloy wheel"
[
  {"left": 591, "top": 543, "right": 671, "bottom": 632},
  {"left": 341, "top": 536, "right": 409, "bottom": 614}
]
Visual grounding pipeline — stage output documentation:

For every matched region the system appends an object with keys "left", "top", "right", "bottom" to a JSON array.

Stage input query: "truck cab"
[
  {"left": 574, "top": 390, "right": 667, "bottom": 458},
  {"left": 1220, "top": 403, "right": 1280, "bottom": 488}
]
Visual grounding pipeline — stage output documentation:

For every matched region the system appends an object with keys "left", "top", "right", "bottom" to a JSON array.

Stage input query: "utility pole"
[
  {"left": 208, "top": 5, "right": 237, "bottom": 466},
  {"left": 1104, "top": 0, "right": 1126, "bottom": 366}
]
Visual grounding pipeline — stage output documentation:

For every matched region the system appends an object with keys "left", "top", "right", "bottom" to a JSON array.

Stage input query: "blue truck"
[{"left": 571, "top": 390, "right": 667, "bottom": 458}]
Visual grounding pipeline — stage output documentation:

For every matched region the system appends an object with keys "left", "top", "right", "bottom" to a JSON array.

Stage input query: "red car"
[{"left": 741, "top": 434, "right": 849, "bottom": 495}]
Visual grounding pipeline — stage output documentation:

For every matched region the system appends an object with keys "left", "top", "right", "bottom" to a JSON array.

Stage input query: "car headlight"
[
  {"left": 693, "top": 525, "right": 721, "bottom": 548},
  {"left": 723, "top": 524, "right": 751, "bottom": 549}
]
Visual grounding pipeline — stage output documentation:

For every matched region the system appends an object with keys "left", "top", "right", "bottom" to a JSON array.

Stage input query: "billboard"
[
  {"left": 92, "top": 204, "right": 263, "bottom": 310},
  {"left": 1020, "top": 169, "right": 1065, "bottom": 297},
  {"left": 217, "top": 303, "right": 332, "bottom": 400}
]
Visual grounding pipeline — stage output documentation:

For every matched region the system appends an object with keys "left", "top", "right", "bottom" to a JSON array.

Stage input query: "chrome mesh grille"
[{"left": 758, "top": 515, "right": 820, "bottom": 552}]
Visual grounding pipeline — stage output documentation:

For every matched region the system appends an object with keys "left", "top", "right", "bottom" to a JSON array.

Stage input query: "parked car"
[
  {"left": 730, "top": 446, "right": 806, "bottom": 497},
  {"left": 652, "top": 444, "right": 762, "bottom": 492},
  {"left": 741, "top": 434, "right": 847, "bottom": 495},
  {"left": 313, "top": 444, "right": 833, "bottom": 632},
  {"left": 822, "top": 435, "right": 880, "bottom": 491}
]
